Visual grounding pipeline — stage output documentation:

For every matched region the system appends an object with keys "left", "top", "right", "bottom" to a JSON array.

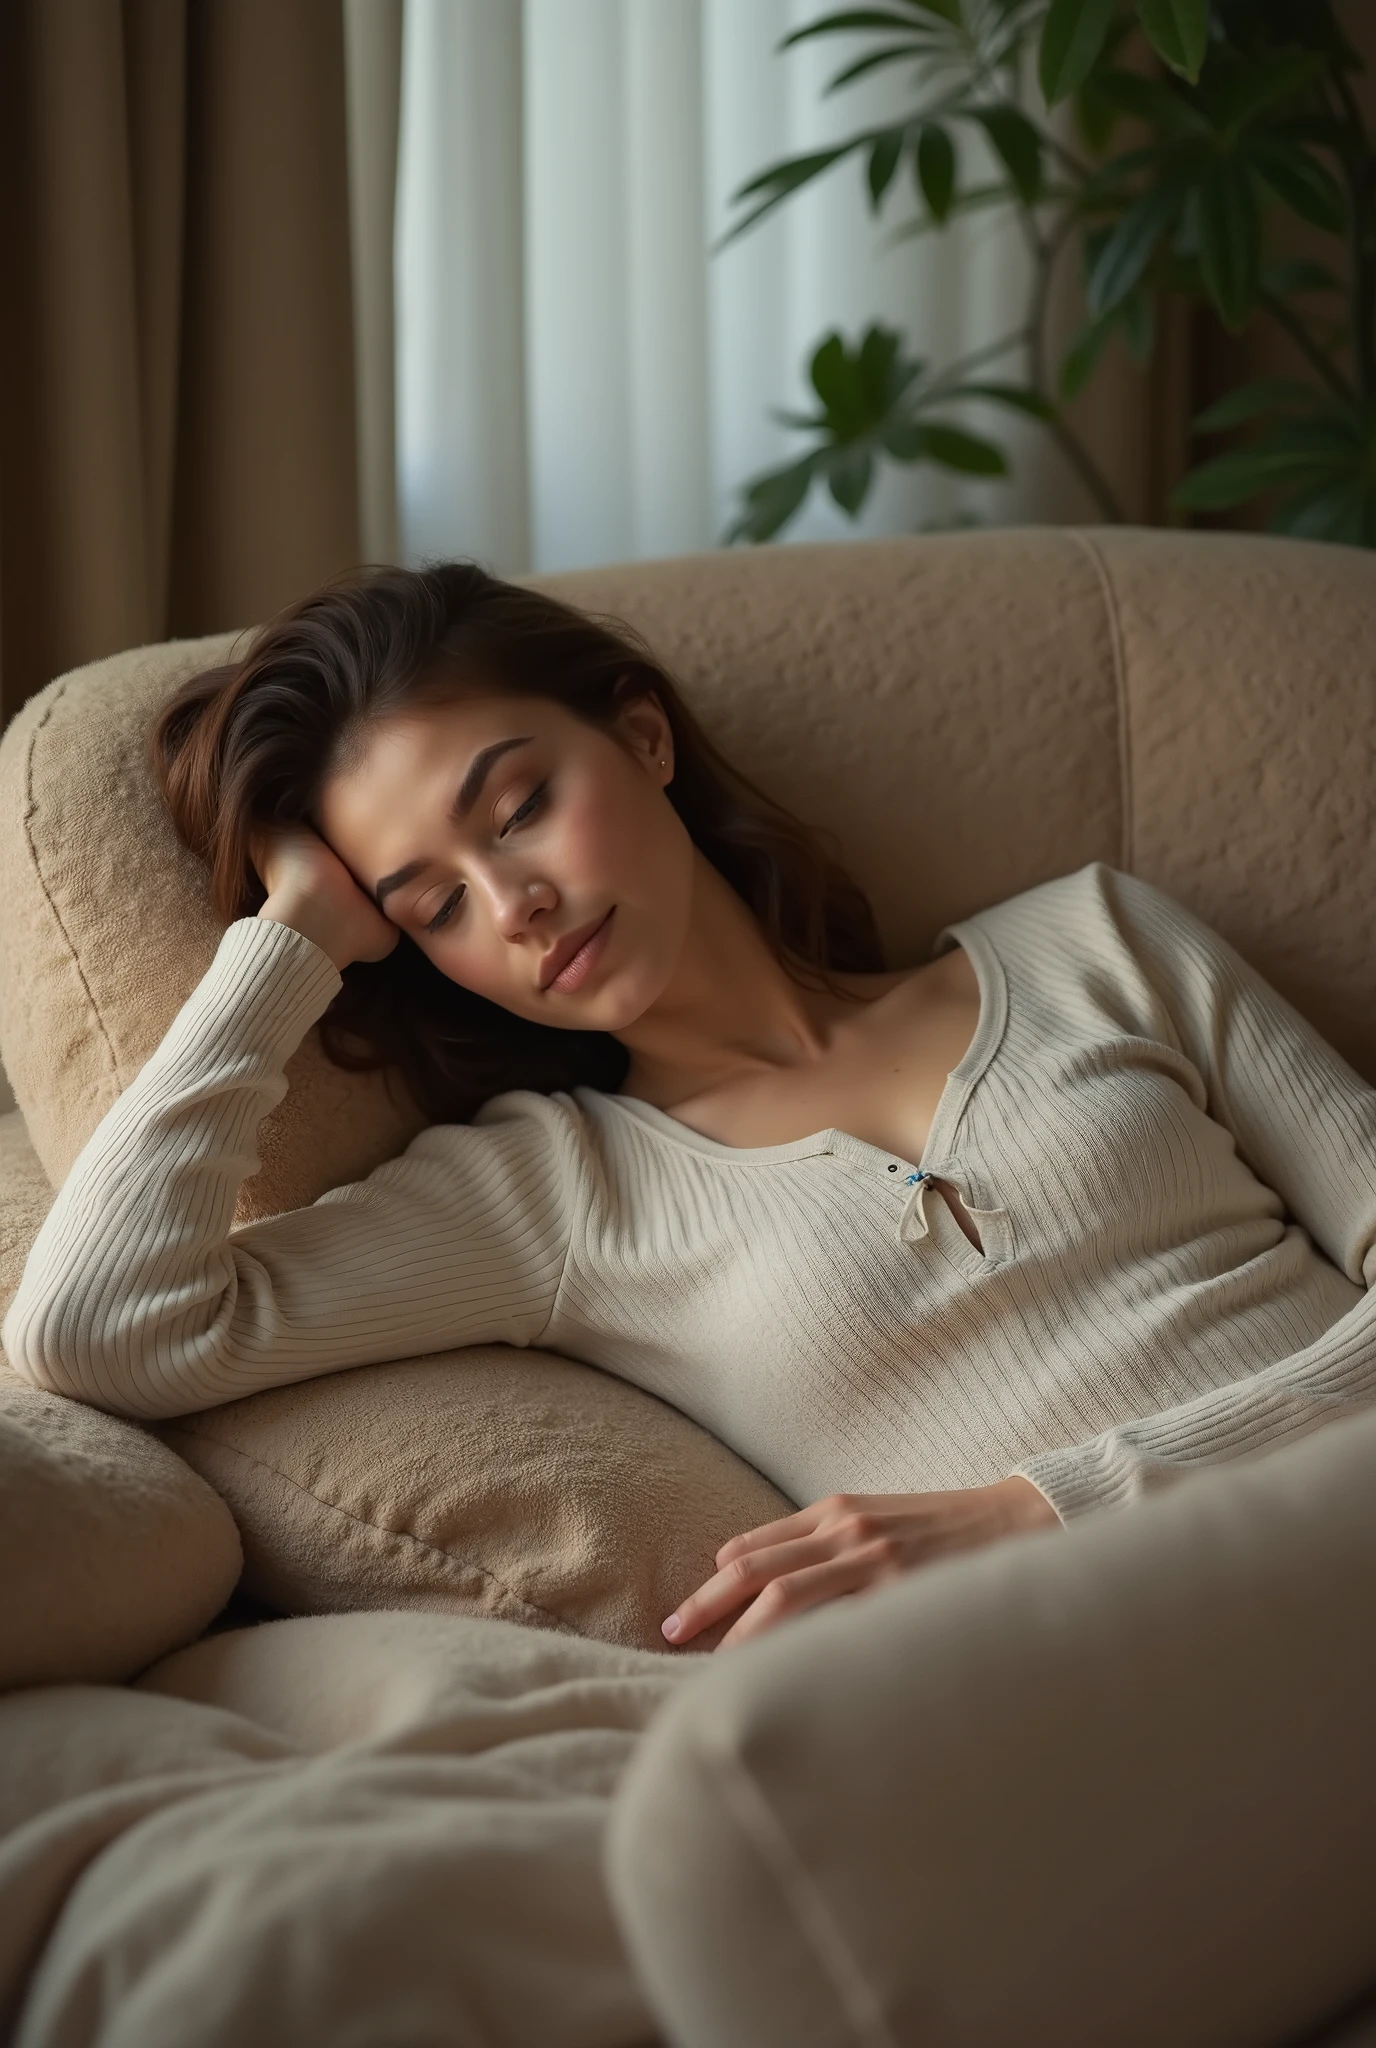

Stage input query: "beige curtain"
[
  {"left": 0, "top": 0, "right": 366, "bottom": 723},
  {"left": 344, "top": 0, "right": 403, "bottom": 569}
]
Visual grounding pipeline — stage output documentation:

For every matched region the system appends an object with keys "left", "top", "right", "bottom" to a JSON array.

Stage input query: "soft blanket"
[{"left": 0, "top": 1610, "right": 691, "bottom": 2047}]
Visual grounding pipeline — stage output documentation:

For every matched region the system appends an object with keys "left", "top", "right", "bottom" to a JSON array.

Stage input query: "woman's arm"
[
  {"left": 1017, "top": 867, "right": 1376, "bottom": 1519},
  {"left": 1, "top": 916, "right": 571, "bottom": 1419}
]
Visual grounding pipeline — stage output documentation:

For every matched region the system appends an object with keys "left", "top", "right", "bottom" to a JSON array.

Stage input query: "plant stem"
[{"left": 921, "top": 327, "right": 1032, "bottom": 400}]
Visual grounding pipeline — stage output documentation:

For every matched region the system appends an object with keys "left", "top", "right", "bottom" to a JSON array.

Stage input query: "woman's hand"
[
  {"left": 662, "top": 1477, "right": 1060, "bottom": 1652},
  {"left": 251, "top": 823, "right": 400, "bottom": 971}
]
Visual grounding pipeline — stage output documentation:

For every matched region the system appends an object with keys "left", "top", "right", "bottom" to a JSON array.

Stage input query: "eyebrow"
[{"left": 373, "top": 736, "right": 535, "bottom": 910}]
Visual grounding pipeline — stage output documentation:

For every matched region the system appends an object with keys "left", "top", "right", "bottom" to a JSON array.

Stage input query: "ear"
[{"left": 613, "top": 686, "right": 674, "bottom": 782}]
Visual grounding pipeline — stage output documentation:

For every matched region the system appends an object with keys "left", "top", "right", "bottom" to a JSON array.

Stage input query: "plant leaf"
[
  {"left": 1192, "top": 378, "right": 1323, "bottom": 432},
  {"left": 1039, "top": 0, "right": 1118, "bottom": 108},
  {"left": 823, "top": 43, "right": 934, "bottom": 94},
  {"left": 1213, "top": 52, "right": 1327, "bottom": 134},
  {"left": 892, "top": 0, "right": 961, "bottom": 19},
  {"left": 885, "top": 181, "right": 1014, "bottom": 242},
  {"left": 1087, "top": 179, "right": 1186, "bottom": 317},
  {"left": 723, "top": 145, "right": 855, "bottom": 244},
  {"left": 727, "top": 456, "right": 819, "bottom": 543},
  {"left": 809, "top": 332, "right": 862, "bottom": 428},
  {"left": 868, "top": 130, "right": 905, "bottom": 208},
  {"left": 898, "top": 421, "right": 1009, "bottom": 473},
  {"left": 967, "top": 105, "right": 1044, "bottom": 206},
  {"left": 1197, "top": 159, "right": 1261, "bottom": 330},
  {"left": 951, "top": 381, "right": 1057, "bottom": 419},
  {"left": 1261, "top": 257, "right": 1343, "bottom": 297},
  {"left": 1074, "top": 82, "right": 1118, "bottom": 153},
  {"left": 807, "top": 325, "right": 924, "bottom": 438},
  {"left": 1269, "top": 476, "right": 1370, "bottom": 543},
  {"left": 1171, "top": 442, "right": 1338, "bottom": 512},
  {"left": 1079, "top": 143, "right": 1175, "bottom": 205},
  {"left": 826, "top": 446, "right": 875, "bottom": 514},
  {"left": 769, "top": 408, "right": 828, "bottom": 431},
  {"left": 781, "top": 7, "right": 939, "bottom": 44},
  {"left": 857, "top": 323, "right": 905, "bottom": 409},
  {"left": 1137, "top": 0, "right": 1209, "bottom": 84},
  {"left": 916, "top": 123, "right": 957, "bottom": 220},
  {"left": 1250, "top": 138, "right": 1347, "bottom": 233},
  {"left": 1089, "top": 67, "right": 1201, "bottom": 132}
]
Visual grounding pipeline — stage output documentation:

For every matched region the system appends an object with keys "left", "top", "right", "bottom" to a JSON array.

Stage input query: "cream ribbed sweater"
[{"left": 7, "top": 864, "right": 1376, "bottom": 1524}]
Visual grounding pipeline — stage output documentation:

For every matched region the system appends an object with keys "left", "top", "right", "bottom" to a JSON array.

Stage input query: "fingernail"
[{"left": 661, "top": 1615, "right": 682, "bottom": 1641}]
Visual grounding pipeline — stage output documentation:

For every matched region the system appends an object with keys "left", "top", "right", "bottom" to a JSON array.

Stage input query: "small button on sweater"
[{"left": 7, "top": 862, "right": 1375, "bottom": 1526}]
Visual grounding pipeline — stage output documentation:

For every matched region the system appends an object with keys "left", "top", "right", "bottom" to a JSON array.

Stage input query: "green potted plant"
[{"left": 724, "top": 0, "right": 1376, "bottom": 547}]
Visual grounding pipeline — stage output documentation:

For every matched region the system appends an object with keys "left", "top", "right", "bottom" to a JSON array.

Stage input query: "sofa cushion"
[
  {"left": 157, "top": 1348, "right": 792, "bottom": 1654},
  {"left": 0, "top": 632, "right": 428, "bottom": 1225},
  {"left": 0, "top": 1108, "right": 242, "bottom": 1689},
  {"left": 0, "top": 1107, "right": 53, "bottom": 1321},
  {"left": 0, "top": 1368, "right": 242, "bottom": 1690}
]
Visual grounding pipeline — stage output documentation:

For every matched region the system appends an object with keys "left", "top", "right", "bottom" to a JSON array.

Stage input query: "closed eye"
[
  {"left": 502, "top": 781, "right": 548, "bottom": 835},
  {"left": 425, "top": 782, "right": 548, "bottom": 934},
  {"left": 426, "top": 888, "right": 463, "bottom": 934}
]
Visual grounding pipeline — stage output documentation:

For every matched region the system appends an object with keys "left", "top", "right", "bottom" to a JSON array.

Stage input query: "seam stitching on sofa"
[
  {"left": 709, "top": 1740, "right": 900, "bottom": 2048},
  {"left": 22, "top": 680, "right": 122, "bottom": 1090},
  {"left": 158, "top": 1425, "right": 577, "bottom": 1635},
  {"left": 1066, "top": 529, "right": 1134, "bottom": 870}
]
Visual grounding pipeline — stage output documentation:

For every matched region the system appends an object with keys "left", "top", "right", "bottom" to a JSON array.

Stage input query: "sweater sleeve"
[
  {"left": 1018, "top": 867, "right": 1376, "bottom": 1520},
  {"left": 1, "top": 917, "right": 572, "bottom": 1420}
]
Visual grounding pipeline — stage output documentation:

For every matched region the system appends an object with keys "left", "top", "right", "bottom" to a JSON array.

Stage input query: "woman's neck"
[{"left": 613, "top": 852, "right": 858, "bottom": 1111}]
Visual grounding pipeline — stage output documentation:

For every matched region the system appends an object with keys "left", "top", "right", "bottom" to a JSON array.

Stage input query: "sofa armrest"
[{"left": 0, "top": 1109, "right": 53, "bottom": 1329}]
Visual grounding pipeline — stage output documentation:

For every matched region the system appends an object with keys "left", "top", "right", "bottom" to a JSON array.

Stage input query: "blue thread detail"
[{"left": 904, "top": 1170, "right": 928, "bottom": 1187}]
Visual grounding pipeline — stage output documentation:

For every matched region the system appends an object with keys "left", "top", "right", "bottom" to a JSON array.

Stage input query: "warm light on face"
[{"left": 315, "top": 692, "right": 694, "bottom": 1033}]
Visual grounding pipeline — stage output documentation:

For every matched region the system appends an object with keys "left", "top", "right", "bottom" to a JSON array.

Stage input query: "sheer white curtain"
[{"left": 395, "top": 0, "right": 1070, "bottom": 579}]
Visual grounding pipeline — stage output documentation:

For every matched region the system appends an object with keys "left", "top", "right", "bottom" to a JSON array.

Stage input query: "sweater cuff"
[
  {"left": 156, "top": 915, "right": 344, "bottom": 1076},
  {"left": 1014, "top": 1440, "right": 1136, "bottom": 1524}
]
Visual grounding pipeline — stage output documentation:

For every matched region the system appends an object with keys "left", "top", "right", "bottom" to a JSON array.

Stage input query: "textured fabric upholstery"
[
  {"left": 2, "top": 530, "right": 1371, "bottom": 1217},
  {"left": 157, "top": 1347, "right": 788, "bottom": 1654}
]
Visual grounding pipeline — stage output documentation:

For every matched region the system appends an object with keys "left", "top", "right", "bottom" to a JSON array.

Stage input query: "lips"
[{"left": 538, "top": 910, "right": 614, "bottom": 992}]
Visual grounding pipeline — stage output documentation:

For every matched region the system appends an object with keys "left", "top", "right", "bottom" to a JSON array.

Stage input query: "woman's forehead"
[{"left": 318, "top": 694, "right": 577, "bottom": 841}]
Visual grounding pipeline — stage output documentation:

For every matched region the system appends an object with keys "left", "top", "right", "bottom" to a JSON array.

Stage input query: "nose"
[{"left": 485, "top": 870, "right": 558, "bottom": 941}]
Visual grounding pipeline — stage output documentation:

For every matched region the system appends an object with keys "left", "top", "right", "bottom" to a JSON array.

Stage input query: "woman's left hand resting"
[{"left": 663, "top": 1477, "right": 1060, "bottom": 1651}]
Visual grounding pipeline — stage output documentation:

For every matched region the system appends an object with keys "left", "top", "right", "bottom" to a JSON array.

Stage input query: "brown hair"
[{"left": 151, "top": 561, "right": 885, "bottom": 1122}]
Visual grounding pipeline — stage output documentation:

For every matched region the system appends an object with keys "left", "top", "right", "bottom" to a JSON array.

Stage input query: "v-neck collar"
[{"left": 590, "top": 923, "right": 1008, "bottom": 1176}]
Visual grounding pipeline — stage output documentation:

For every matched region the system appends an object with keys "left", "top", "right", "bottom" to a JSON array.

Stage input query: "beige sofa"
[{"left": 1, "top": 528, "right": 1373, "bottom": 2045}]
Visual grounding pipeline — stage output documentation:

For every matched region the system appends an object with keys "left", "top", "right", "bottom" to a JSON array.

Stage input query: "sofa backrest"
[{"left": 1, "top": 526, "right": 1371, "bottom": 1221}]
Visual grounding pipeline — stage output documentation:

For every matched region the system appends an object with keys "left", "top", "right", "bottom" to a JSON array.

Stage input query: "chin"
[{"left": 569, "top": 967, "right": 665, "bottom": 1035}]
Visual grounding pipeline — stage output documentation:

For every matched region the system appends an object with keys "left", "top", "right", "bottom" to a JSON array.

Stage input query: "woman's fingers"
[
  {"left": 664, "top": 1534, "right": 829, "bottom": 1644},
  {"left": 714, "top": 1501, "right": 825, "bottom": 1567},
  {"left": 671, "top": 1485, "right": 1060, "bottom": 1655},
  {"left": 715, "top": 1553, "right": 886, "bottom": 1650}
]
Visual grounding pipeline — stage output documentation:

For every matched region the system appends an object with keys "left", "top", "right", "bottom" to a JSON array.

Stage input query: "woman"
[{"left": 7, "top": 563, "right": 1375, "bottom": 1651}]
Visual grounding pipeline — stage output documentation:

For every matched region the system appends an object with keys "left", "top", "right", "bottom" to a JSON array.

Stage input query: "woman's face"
[{"left": 315, "top": 687, "right": 695, "bottom": 1032}]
